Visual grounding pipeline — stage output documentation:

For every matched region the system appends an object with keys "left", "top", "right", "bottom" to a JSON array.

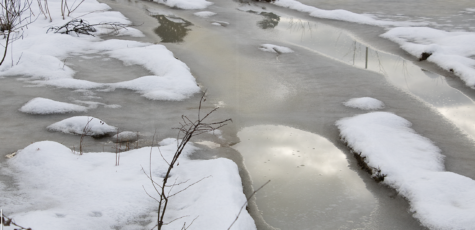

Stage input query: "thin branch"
[{"left": 227, "top": 180, "right": 271, "bottom": 230}]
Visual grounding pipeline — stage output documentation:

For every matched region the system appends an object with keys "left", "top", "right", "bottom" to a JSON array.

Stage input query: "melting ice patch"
[
  {"left": 343, "top": 97, "right": 385, "bottom": 110},
  {"left": 259, "top": 44, "right": 294, "bottom": 54},
  {"left": 382, "top": 27, "right": 475, "bottom": 88},
  {"left": 0, "top": 139, "right": 256, "bottom": 230},
  {"left": 153, "top": 0, "right": 213, "bottom": 10},
  {"left": 47, "top": 116, "right": 117, "bottom": 136},
  {"left": 20, "top": 97, "right": 88, "bottom": 114},
  {"left": 336, "top": 112, "right": 475, "bottom": 230}
]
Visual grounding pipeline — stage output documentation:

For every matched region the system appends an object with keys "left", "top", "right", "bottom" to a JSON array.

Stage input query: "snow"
[
  {"left": 19, "top": 97, "right": 88, "bottom": 114},
  {"left": 343, "top": 97, "right": 385, "bottom": 110},
  {"left": 0, "top": 139, "right": 256, "bottom": 230},
  {"left": 113, "top": 131, "right": 139, "bottom": 142},
  {"left": 273, "top": 0, "right": 425, "bottom": 27},
  {"left": 194, "top": 11, "right": 217, "bottom": 18},
  {"left": 259, "top": 44, "right": 294, "bottom": 54},
  {"left": 381, "top": 27, "right": 475, "bottom": 88},
  {"left": 47, "top": 116, "right": 117, "bottom": 136},
  {"left": 153, "top": 0, "right": 213, "bottom": 10},
  {"left": 336, "top": 112, "right": 475, "bottom": 230},
  {"left": 0, "top": 0, "right": 199, "bottom": 101}
]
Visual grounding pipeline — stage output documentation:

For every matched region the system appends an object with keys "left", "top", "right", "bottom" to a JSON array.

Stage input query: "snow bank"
[
  {"left": 259, "top": 44, "right": 294, "bottom": 54},
  {"left": 194, "top": 11, "right": 217, "bottom": 18},
  {"left": 19, "top": 97, "right": 88, "bottom": 114},
  {"left": 0, "top": 139, "right": 256, "bottom": 230},
  {"left": 0, "top": 0, "right": 199, "bottom": 101},
  {"left": 343, "top": 97, "right": 385, "bottom": 110},
  {"left": 47, "top": 116, "right": 117, "bottom": 136},
  {"left": 336, "top": 112, "right": 475, "bottom": 230},
  {"left": 382, "top": 27, "right": 475, "bottom": 88},
  {"left": 153, "top": 0, "right": 212, "bottom": 10},
  {"left": 273, "top": 0, "right": 424, "bottom": 27}
]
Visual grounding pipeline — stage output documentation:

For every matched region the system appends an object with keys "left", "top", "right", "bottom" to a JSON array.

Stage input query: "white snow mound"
[
  {"left": 259, "top": 44, "right": 294, "bottom": 54},
  {"left": 0, "top": 139, "right": 256, "bottom": 230},
  {"left": 336, "top": 112, "right": 475, "bottom": 230},
  {"left": 343, "top": 97, "right": 385, "bottom": 110},
  {"left": 194, "top": 11, "right": 216, "bottom": 18},
  {"left": 20, "top": 97, "right": 88, "bottom": 114},
  {"left": 47, "top": 116, "right": 117, "bottom": 136}
]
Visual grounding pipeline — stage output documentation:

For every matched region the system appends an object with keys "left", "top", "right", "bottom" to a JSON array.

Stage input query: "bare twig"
[{"left": 227, "top": 180, "right": 271, "bottom": 230}]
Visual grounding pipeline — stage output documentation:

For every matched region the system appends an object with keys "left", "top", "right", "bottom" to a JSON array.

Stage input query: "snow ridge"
[{"left": 336, "top": 112, "right": 475, "bottom": 230}]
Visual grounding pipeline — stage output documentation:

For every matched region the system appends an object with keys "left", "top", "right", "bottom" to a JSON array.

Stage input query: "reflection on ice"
[
  {"left": 152, "top": 15, "right": 192, "bottom": 43},
  {"left": 233, "top": 125, "right": 377, "bottom": 229},
  {"left": 271, "top": 16, "right": 475, "bottom": 141}
]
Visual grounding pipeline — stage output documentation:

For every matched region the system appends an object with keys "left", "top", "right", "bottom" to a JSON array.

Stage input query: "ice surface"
[
  {"left": 194, "top": 11, "right": 217, "bottom": 18},
  {"left": 259, "top": 44, "right": 294, "bottom": 54},
  {"left": 0, "top": 139, "right": 256, "bottom": 230},
  {"left": 153, "top": 0, "right": 213, "bottom": 10},
  {"left": 47, "top": 116, "right": 117, "bottom": 136},
  {"left": 382, "top": 27, "right": 475, "bottom": 88},
  {"left": 19, "top": 97, "right": 88, "bottom": 114},
  {"left": 336, "top": 112, "right": 475, "bottom": 230},
  {"left": 343, "top": 97, "right": 385, "bottom": 110}
]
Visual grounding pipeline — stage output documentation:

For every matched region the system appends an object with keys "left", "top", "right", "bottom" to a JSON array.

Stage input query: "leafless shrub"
[
  {"left": 61, "top": 0, "right": 85, "bottom": 19},
  {"left": 47, "top": 18, "right": 128, "bottom": 36},
  {"left": 1, "top": 210, "right": 32, "bottom": 230},
  {"left": 143, "top": 92, "right": 232, "bottom": 230},
  {"left": 0, "top": 0, "right": 35, "bottom": 66},
  {"left": 36, "top": 0, "right": 51, "bottom": 22},
  {"left": 79, "top": 117, "right": 94, "bottom": 155}
]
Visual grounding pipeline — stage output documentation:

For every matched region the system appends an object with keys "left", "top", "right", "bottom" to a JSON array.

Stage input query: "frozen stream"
[{"left": 2, "top": 0, "right": 475, "bottom": 229}]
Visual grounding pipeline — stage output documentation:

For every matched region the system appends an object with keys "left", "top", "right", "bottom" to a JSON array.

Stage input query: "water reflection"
[
  {"left": 273, "top": 16, "right": 475, "bottom": 141},
  {"left": 258, "top": 12, "right": 280, "bottom": 29},
  {"left": 233, "top": 125, "right": 377, "bottom": 229},
  {"left": 152, "top": 15, "right": 192, "bottom": 43}
]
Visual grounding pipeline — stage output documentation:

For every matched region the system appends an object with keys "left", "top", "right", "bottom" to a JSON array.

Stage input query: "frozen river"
[{"left": 1, "top": 0, "right": 475, "bottom": 229}]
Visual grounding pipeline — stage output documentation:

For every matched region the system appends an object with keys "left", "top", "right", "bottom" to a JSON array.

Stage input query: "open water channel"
[{"left": 1, "top": 0, "right": 475, "bottom": 229}]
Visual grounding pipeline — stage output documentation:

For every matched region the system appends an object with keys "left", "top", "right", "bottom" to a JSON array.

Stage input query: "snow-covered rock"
[
  {"left": 259, "top": 44, "right": 294, "bottom": 54},
  {"left": 343, "top": 97, "right": 385, "bottom": 110},
  {"left": 113, "top": 131, "right": 139, "bottom": 142},
  {"left": 336, "top": 112, "right": 475, "bottom": 230},
  {"left": 19, "top": 97, "right": 88, "bottom": 114},
  {"left": 47, "top": 116, "right": 117, "bottom": 136}
]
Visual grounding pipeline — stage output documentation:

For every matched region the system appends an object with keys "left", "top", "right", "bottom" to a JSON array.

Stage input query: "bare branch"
[{"left": 227, "top": 180, "right": 271, "bottom": 230}]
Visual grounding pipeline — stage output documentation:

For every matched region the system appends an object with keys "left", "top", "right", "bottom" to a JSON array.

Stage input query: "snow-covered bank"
[
  {"left": 0, "top": 139, "right": 256, "bottom": 230},
  {"left": 273, "top": 0, "right": 424, "bottom": 27},
  {"left": 382, "top": 27, "right": 475, "bottom": 88},
  {"left": 336, "top": 112, "right": 475, "bottom": 230},
  {"left": 272, "top": 0, "right": 475, "bottom": 91},
  {"left": 0, "top": 0, "right": 200, "bottom": 101},
  {"left": 153, "top": 0, "right": 212, "bottom": 10}
]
